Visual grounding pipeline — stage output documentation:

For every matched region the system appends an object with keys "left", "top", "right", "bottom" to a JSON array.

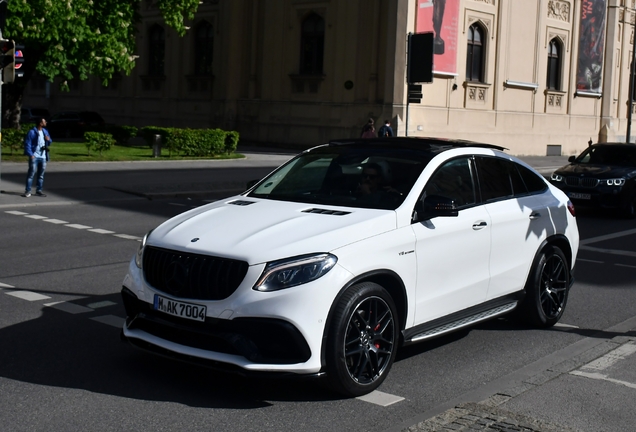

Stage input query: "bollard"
[{"left": 152, "top": 134, "right": 162, "bottom": 158}]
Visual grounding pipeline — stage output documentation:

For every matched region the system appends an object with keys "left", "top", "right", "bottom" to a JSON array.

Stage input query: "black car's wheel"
[
  {"left": 326, "top": 282, "right": 398, "bottom": 397},
  {"left": 517, "top": 245, "right": 570, "bottom": 328}
]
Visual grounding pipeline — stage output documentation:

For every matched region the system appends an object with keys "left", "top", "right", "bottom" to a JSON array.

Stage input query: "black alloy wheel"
[
  {"left": 326, "top": 282, "right": 398, "bottom": 396},
  {"left": 518, "top": 245, "right": 570, "bottom": 328},
  {"left": 621, "top": 193, "right": 636, "bottom": 219}
]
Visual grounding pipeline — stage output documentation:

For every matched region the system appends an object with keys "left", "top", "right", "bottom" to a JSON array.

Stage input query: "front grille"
[
  {"left": 565, "top": 177, "right": 599, "bottom": 188},
  {"left": 143, "top": 246, "right": 248, "bottom": 300}
]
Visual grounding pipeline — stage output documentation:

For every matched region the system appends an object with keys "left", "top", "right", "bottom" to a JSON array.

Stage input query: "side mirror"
[
  {"left": 568, "top": 156, "right": 576, "bottom": 163},
  {"left": 413, "top": 195, "right": 458, "bottom": 222}
]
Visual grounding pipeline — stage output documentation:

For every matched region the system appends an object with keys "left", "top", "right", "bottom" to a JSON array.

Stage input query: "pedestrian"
[
  {"left": 377, "top": 119, "right": 394, "bottom": 137},
  {"left": 361, "top": 122, "right": 376, "bottom": 138},
  {"left": 360, "top": 118, "right": 375, "bottom": 138},
  {"left": 22, "top": 117, "right": 52, "bottom": 197}
]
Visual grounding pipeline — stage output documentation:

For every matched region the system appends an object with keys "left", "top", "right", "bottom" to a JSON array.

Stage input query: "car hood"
[
  {"left": 147, "top": 196, "right": 397, "bottom": 265},
  {"left": 555, "top": 163, "right": 636, "bottom": 178}
]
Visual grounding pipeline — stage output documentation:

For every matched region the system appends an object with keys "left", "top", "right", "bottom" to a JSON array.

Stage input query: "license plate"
[
  {"left": 153, "top": 295, "right": 207, "bottom": 322},
  {"left": 568, "top": 192, "right": 591, "bottom": 200}
]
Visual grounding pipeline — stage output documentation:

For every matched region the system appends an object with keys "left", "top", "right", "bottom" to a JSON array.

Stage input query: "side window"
[
  {"left": 423, "top": 157, "right": 476, "bottom": 208},
  {"left": 516, "top": 163, "right": 548, "bottom": 194},
  {"left": 476, "top": 157, "right": 513, "bottom": 202}
]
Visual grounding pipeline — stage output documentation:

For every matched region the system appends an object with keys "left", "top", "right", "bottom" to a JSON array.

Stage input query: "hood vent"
[
  {"left": 302, "top": 208, "right": 351, "bottom": 216},
  {"left": 228, "top": 200, "right": 256, "bottom": 206}
]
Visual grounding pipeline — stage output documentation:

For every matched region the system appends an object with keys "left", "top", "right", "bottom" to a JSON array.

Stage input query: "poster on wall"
[
  {"left": 576, "top": 0, "right": 606, "bottom": 93},
  {"left": 415, "top": 0, "right": 460, "bottom": 75}
]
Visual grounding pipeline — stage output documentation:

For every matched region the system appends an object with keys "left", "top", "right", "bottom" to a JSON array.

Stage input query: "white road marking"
[
  {"left": 615, "top": 263, "right": 636, "bottom": 269},
  {"left": 65, "top": 224, "right": 93, "bottom": 230},
  {"left": 87, "top": 300, "right": 117, "bottom": 309},
  {"left": 88, "top": 228, "right": 116, "bottom": 234},
  {"left": 554, "top": 322, "right": 579, "bottom": 329},
  {"left": 24, "top": 214, "right": 48, "bottom": 220},
  {"left": 91, "top": 315, "right": 125, "bottom": 328},
  {"left": 578, "top": 245, "right": 636, "bottom": 258},
  {"left": 44, "top": 301, "right": 93, "bottom": 314},
  {"left": 356, "top": 390, "right": 405, "bottom": 406},
  {"left": 6, "top": 291, "right": 51, "bottom": 301},
  {"left": 5, "top": 210, "right": 28, "bottom": 215},
  {"left": 570, "top": 371, "right": 636, "bottom": 390},
  {"left": 576, "top": 258, "right": 604, "bottom": 264},
  {"left": 579, "top": 343, "right": 636, "bottom": 372},
  {"left": 44, "top": 219, "right": 69, "bottom": 224},
  {"left": 0, "top": 282, "right": 15, "bottom": 288},
  {"left": 580, "top": 228, "right": 636, "bottom": 245},
  {"left": 169, "top": 203, "right": 187, "bottom": 207},
  {"left": 114, "top": 234, "right": 142, "bottom": 240}
]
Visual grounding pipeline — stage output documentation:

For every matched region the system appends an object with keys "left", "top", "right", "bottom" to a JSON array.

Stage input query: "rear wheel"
[
  {"left": 326, "top": 282, "right": 398, "bottom": 397},
  {"left": 517, "top": 245, "right": 570, "bottom": 328}
]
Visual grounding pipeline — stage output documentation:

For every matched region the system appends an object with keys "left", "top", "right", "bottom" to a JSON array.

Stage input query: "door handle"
[
  {"left": 472, "top": 221, "right": 488, "bottom": 230},
  {"left": 529, "top": 212, "right": 542, "bottom": 220}
]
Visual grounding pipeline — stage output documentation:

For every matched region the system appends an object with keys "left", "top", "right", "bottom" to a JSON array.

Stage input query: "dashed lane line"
[
  {"left": 44, "top": 301, "right": 93, "bottom": 314},
  {"left": 91, "top": 315, "right": 126, "bottom": 328},
  {"left": 357, "top": 390, "right": 405, "bottom": 406},
  {"left": 6, "top": 290, "right": 51, "bottom": 301},
  {"left": 0, "top": 282, "right": 15, "bottom": 288},
  {"left": 5, "top": 210, "right": 141, "bottom": 242},
  {"left": 88, "top": 300, "right": 117, "bottom": 309}
]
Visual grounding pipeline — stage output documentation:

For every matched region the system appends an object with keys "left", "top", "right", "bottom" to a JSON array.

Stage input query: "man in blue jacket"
[{"left": 23, "top": 117, "right": 52, "bottom": 197}]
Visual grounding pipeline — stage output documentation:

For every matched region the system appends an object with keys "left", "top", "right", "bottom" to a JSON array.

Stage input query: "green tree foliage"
[{"left": 1, "top": 0, "right": 200, "bottom": 126}]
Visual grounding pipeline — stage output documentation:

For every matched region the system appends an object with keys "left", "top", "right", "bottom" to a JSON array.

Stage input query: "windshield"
[
  {"left": 576, "top": 145, "right": 636, "bottom": 167},
  {"left": 247, "top": 145, "right": 433, "bottom": 209}
]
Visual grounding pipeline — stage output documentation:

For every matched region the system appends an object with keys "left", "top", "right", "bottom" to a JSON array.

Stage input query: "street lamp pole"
[{"left": 627, "top": 27, "right": 636, "bottom": 144}]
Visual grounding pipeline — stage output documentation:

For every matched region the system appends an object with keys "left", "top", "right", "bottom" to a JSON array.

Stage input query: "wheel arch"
[{"left": 319, "top": 269, "right": 408, "bottom": 370}]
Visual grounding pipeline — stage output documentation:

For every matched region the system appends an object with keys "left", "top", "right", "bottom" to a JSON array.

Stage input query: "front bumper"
[{"left": 551, "top": 183, "right": 626, "bottom": 209}]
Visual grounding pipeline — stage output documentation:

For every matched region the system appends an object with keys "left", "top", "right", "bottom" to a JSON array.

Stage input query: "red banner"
[
  {"left": 576, "top": 0, "right": 606, "bottom": 92},
  {"left": 416, "top": 0, "right": 459, "bottom": 75}
]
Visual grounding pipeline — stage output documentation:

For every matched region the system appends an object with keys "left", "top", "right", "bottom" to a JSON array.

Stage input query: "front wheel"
[
  {"left": 326, "top": 282, "right": 399, "bottom": 397},
  {"left": 517, "top": 245, "right": 570, "bottom": 328},
  {"left": 620, "top": 193, "right": 636, "bottom": 219}
]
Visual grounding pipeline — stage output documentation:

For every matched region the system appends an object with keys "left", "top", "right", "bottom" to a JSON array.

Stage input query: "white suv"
[{"left": 121, "top": 138, "right": 579, "bottom": 396}]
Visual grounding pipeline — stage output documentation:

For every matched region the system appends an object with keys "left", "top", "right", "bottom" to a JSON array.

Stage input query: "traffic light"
[
  {"left": 0, "top": 40, "right": 23, "bottom": 84},
  {"left": 408, "top": 84, "right": 423, "bottom": 104},
  {"left": 0, "top": 39, "right": 14, "bottom": 68}
]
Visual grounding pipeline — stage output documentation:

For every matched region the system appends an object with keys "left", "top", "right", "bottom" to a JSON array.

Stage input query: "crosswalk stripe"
[{"left": 6, "top": 291, "right": 51, "bottom": 301}]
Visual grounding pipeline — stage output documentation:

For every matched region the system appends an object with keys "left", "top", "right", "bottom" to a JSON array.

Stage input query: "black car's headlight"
[
  {"left": 551, "top": 173, "right": 563, "bottom": 182},
  {"left": 135, "top": 230, "right": 152, "bottom": 269},
  {"left": 604, "top": 178, "right": 625, "bottom": 186},
  {"left": 253, "top": 253, "right": 338, "bottom": 292}
]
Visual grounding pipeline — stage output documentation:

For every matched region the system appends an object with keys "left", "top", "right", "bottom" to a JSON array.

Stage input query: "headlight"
[
  {"left": 551, "top": 173, "right": 563, "bottom": 182},
  {"left": 253, "top": 253, "right": 337, "bottom": 292},
  {"left": 135, "top": 230, "right": 152, "bottom": 268},
  {"left": 604, "top": 178, "right": 625, "bottom": 186}
]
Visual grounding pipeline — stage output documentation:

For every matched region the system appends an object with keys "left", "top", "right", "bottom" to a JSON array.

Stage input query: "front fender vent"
[{"left": 302, "top": 208, "right": 351, "bottom": 216}]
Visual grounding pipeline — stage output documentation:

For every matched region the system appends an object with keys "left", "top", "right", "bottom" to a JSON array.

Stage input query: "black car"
[
  {"left": 550, "top": 142, "right": 636, "bottom": 218},
  {"left": 47, "top": 111, "right": 105, "bottom": 138},
  {"left": 20, "top": 107, "right": 51, "bottom": 124}
]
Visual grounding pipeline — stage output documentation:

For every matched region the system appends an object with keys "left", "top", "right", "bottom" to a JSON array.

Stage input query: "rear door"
[{"left": 475, "top": 156, "right": 552, "bottom": 300}]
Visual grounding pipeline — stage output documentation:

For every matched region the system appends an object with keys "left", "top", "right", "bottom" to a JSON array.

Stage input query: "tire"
[
  {"left": 326, "top": 282, "right": 399, "bottom": 397},
  {"left": 518, "top": 245, "right": 570, "bottom": 328}
]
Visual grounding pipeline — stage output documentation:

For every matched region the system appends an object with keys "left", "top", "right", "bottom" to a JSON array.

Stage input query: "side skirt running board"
[{"left": 404, "top": 301, "right": 518, "bottom": 344}]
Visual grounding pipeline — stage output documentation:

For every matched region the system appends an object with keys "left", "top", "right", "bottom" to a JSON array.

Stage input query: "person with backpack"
[{"left": 378, "top": 120, "right": 394, "bottom": 137}]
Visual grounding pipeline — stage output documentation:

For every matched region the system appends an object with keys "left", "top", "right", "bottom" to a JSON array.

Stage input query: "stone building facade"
[{"left": 22, "top": 0, "right": 636, "bottom": 156}]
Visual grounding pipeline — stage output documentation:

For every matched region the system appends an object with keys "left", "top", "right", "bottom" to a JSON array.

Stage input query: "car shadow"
[{"left": 0, "top": 290, "right": 343, "bottom": 407}]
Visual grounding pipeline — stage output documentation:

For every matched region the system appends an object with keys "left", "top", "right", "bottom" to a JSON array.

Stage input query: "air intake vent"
[
  {"left": 228, "top": 200, "right": 256, "bottom": 206},
  {"left": 143, "top": 246, "right": 248, "bottom": 300},
  {"left": 302, "top": 208, "right": 351, "bottom": 216}
]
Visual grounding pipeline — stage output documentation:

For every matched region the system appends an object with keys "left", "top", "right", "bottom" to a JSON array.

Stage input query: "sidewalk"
[{"left": 399, "top": 317, "right": 636, "bottom": 432}]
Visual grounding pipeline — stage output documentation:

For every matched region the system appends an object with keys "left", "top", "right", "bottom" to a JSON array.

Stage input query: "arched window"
[
  {"left": 299, "top": 13, "right": 325, "bottom": 75},
  {"left": 194, "top": 21, "right": 214, "bottom": 76},
  {"left": 148, "top": 24, "right": 165, "bottom": 76},
  {"left": 466, "top": 23, "right": 485, "bottom": 82},
  {"left": 547, "top": 38, "right": 562, "bottom": 90}
]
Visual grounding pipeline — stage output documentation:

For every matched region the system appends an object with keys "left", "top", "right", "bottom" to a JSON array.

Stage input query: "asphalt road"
[{"left": 0, "top": 151, "right": 634, "bottom": 432}]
